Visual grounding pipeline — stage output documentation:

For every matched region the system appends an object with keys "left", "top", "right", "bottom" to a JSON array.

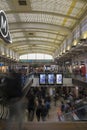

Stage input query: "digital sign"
[
  {"left": 39, "top": 73, "right": 46, "bottom": 85},
  {"left": 56, "top": 74, "right": 63, "bottom": 84},
  {"left": 47, "top": 73, "right": 55, "bottom": 84}
]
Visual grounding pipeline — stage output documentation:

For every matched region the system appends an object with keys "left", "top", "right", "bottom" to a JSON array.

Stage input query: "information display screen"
[
  {"left": 39, "top": 73, "right": 46, "bottom": 85},
  {"left": 47, "top": 73, "right": 55, "bottom": 84},
  {"left": 56, "top": 74, "right": 63, "bottom": 84},
  {"left": 39, "top": 73, "right": 63, "bottom": 85}
]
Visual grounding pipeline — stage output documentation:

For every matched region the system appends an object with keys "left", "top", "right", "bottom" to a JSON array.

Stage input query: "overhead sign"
[{"left": 0, "top": 10, "right": 12, "bottom": 43}]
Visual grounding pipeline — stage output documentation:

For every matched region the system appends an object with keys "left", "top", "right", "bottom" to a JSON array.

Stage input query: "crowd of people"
[
  {"left": 0, "top": 68, "right": 87, "bottom": 129},
  {"left": 27, "top": 87, "right": 51, "bottom": 122}
]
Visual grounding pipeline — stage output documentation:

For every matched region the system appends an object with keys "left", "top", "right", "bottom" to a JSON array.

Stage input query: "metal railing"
[{"left": 64, "top": 103, "right": 87, "bottom": 121}]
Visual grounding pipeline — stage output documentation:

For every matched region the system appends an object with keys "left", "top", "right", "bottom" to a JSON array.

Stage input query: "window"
[{"left": 20, "top": 53, "right": 53, "bottom": 60}]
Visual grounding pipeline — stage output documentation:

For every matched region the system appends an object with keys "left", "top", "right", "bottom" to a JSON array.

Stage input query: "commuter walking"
[
  {"left": 41, "top": 100, "right": 47, "bottom": 121},
  {"left": 54, "top": 93, "right": 58, "bottom": 106},
  {"left": 57, "top": 106, "right": 64, "bottom": 121},
  {"left": 35, "top": 99, "right": 42, "bottom": 121},
  {"left": 27, "top": 92, "right": 35, "bottom": 121}
]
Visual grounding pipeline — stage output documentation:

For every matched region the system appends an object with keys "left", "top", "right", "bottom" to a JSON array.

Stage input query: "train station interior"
[{"left": 0, "top": 0, "right": 87, "bottom": 130}]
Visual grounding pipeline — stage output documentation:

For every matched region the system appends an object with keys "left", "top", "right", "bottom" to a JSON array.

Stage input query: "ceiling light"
[
  {"left": 72, "top": 40, "right": 78, "bottom": 47},
  {"left": 66, "top": 46, "right": 70, "bottom": 51},
  {"left": 82, "top": 32, "right": 87, "bottom": 39}
]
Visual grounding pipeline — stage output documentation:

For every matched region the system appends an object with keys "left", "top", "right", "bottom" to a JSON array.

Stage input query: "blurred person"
[
  {"left": 40, "top": 100, "right": 47, "bottom": 121},
  {"left": 21, "top": 69, "right": 27, "bottom": 87},
  {"left": 54, "top": 93, "right": 58, "bottom": 106},
  {"left": 57, "top": 106, "right": 64, "bottom": 121},
  {"left": 5, "top": 69, "right": 25, "bottom": 130},
  {"left": 3, "top": 69, "right": 22, "bottom": 99},
  {"left": 6, "top": 99, "right": 25, "bottom": 130},
  {"left": 45, "top": 94, "right": 51, "bottom": 117},
  {"left": 27, "top": 91, "right": 35, "bottom": 121},
  {"left": 61, "top": 101, "right": 65, "bottom": 113},
  {"left": 35, "top": 99, "right": 42, "bottom": 121}
]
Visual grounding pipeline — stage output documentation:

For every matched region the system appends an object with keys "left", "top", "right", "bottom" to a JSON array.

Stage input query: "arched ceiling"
[{"left": 0, "top": 0, "right": 87, "bottom": 56}]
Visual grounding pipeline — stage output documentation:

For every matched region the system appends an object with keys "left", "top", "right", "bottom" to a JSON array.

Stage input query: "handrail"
[
  {"left": 0, "top": 104, "right": 9, "bottom": 119},
  {"left": 63, "top": 104, "right": 87, "bottom": 121}
]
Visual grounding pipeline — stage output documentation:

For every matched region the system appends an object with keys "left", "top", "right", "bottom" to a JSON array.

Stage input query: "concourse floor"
[
  {"left": 0, "top": 120, "right": 87, "bottom": 130},
  {"left": 0, "top": 98, "right": 87, "bottom": 130},
  {"left": 0, "top": 105, "right": 87, "bottom": 130},
  {"left": 23, "top": 122, "right": 87, "bottom": 130}
]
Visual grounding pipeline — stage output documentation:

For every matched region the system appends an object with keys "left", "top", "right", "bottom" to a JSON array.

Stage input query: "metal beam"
[
  {"left": 10, "top": 28, "right": 67, "bottom": 37},
  {"left": 18, "top": 49, "right": 54, "bottom": 53},
  {"left": 18, "top": 49, "right": 53, "bottom": 56},
  {"left": 14, "top": 46, "right": 55, "bottom": 51},
  {"left": 16, "top": 49, "right": 55, "bottom": 54},
  {"left": 13, "top": 44, "right": 55, "bottom": 49},
  {"left": 10, "top": 44, "right": 58, "bottom": 50},
  {"left": 9, "top": 22, "right": 71, "bottom": 33},
  {"left": 8, "top": 40, "right": 60, "bottom": 48},
  {"left": 62, "top": 0, "right": 77, "bottom": 26},
  {"left": 12, "top": 36, "right": 63, "bottom": 42},
  {"left": 6, "top": 10, "right": 79, "bottom": 21}
]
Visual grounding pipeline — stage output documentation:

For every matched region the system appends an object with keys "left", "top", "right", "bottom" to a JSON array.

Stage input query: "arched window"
[{"left": 20, "top": 53, "right": 53, "bottom": 60}]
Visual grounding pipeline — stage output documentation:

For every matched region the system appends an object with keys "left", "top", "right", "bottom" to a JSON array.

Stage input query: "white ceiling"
[{"left": 0, "top": 0, "right": 87, "bottom": 56}]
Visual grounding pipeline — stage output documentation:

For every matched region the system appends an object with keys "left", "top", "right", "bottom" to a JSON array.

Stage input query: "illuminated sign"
[{"left": 0, "top": 10, "right": 12, "bottom": 43}]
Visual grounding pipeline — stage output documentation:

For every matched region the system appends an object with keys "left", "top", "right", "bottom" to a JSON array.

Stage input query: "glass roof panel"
[
  {"left": 70, "top": 1, "right": 87, "bottom": 17},
  {"left": 52, "top": 16, "right": 64, "bottom": 25},
  {"left": 56, "top": 35, "right": 64, "bottom": 40},
  {"left": 13, "top": 37, "right": 26, "bottom": 42},
  {"left": 30, "top": 0, "right": 86, "bottom": 18},
  {"left": 15, "top": 47, "right": 54, "bottom": 52},
  {"left": 19, "top": 13, "right": 66, "bottom": 25},
  {"left": 0, "top": 0, "right": 11, "bottom": 11},
  {"left": 10, "top": 29, "right": 23, "bottom": 33},
  {"left": 0, "top": 0, "right": 86, "bottom": 57},
  {"left": 12, "top": 38, "right": 54, "bottom": 44},
  {"left": 35, "top": 32, "right": 56, "bottom": 39},
  {"left": 7, "top": 14, "right": 17, "bottom": 23},
  {"left": 24, "top": 29, "right": 58, "bottom": 34},
  {"left": 35, "top": 32, "right": 49, "bottom": 37},
  {"left": 65, "top": 20, "right": 76, "bottom": 28},
  {"left": 11, "top": 32, "right": 24, "bottom": 39},
  {"left": 26, "top": 37, "right": 54, "bottom": 42},
  {"left": 30, "top": 0, "right": 72, "bottom": 15},
  {"left": 75, "top": 1, "right": 86, "bottom": 8},
  {"left": 55, "top": 40, "right": 61, "bottom": 44}
]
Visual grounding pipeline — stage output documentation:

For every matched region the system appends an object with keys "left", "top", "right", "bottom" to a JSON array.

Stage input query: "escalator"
[{"left": 64, "top": 101, "right": 87, "bottom": 121}]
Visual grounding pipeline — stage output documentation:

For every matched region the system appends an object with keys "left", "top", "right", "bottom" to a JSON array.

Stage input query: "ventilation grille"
[
  {"left": 28, "top": 32, "right": 34, "bottom": 36},
  {"left": 18, "top": 0, "right": 27, "bottom": 5}
]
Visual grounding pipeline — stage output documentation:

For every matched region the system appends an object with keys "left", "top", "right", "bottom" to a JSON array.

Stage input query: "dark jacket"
[{"left": 2, "top": 72, "right": 22, "bottom": 99}]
